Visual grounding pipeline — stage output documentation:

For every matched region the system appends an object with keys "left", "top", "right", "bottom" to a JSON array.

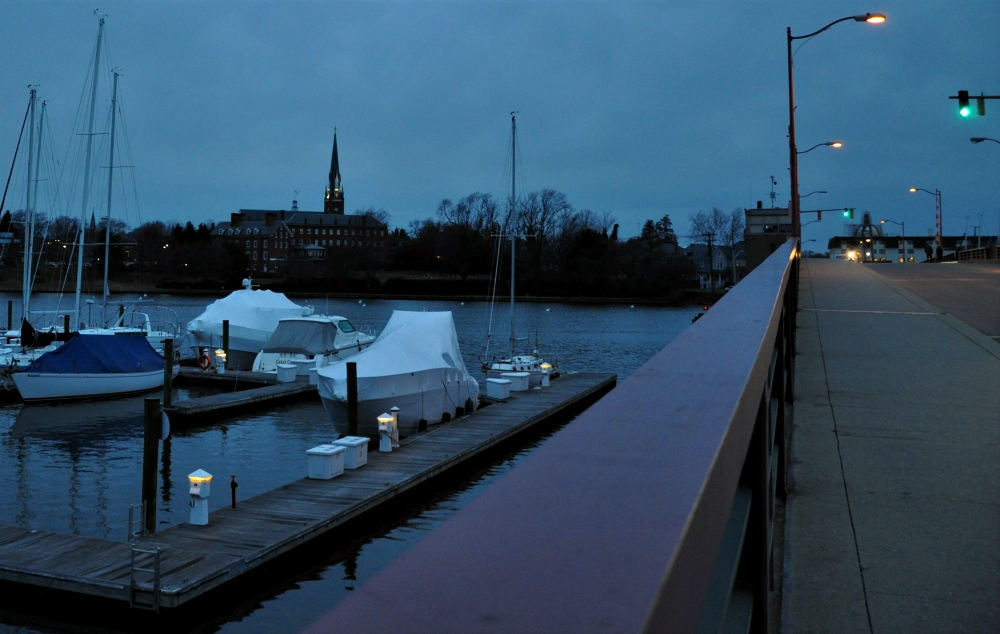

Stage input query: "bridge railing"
[{"left": 310, "top": 239, "right": 799, "bottom": 634}]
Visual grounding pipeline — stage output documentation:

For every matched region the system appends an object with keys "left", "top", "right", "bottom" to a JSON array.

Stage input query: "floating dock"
[
  {"left": 0, "top": 372, "right": 616, "bottom": 610},
  {"left": 167, "top": 368, "right": 317, "bottom": 425}
]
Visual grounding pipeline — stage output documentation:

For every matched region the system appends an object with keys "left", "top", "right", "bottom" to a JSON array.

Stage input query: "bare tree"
[
  {"left": 720, "top": 208, "right": 746, "bottom": 284},
  {"left": 356, "top": 207, "right": 392, "bottom": 228},
  {"left": 689, "top": 208, "right": 727, "bottom": 291}
]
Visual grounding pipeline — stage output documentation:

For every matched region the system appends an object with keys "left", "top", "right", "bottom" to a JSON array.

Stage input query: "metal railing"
[
  {"left": 957, "top": 245, "right": 998, "bottom": 261},
  {"left": 315, "top": 239, "right": 799, "bottom": 633}
]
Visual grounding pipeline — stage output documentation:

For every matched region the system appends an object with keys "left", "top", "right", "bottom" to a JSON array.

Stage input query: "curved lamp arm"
[{"left": 791, "top": 13, "right": 886, "bottom": 40}]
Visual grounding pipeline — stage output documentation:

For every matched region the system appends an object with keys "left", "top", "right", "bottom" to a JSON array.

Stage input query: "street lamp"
[
  {"left": 787, "top": 13, "right": 886, "bottom": 238},
  {"left": 971, "top": 137, "right": 1000, "bottom": 145},
  {"left": 800, "top": 190, "right": 827, "bottom": 199},
  {"left": 909, "top": 187, "right": 942, "bottom": 247},
  {"left": 798, "top": 141, "right": 843, "bottom": 155},
  {"left": 880, "top": 219, "right": 907, "bottom": 263}
]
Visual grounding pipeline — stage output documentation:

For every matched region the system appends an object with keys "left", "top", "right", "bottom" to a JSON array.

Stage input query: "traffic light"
[
  {"left": 817, "top": 210, "right": 822, "bottom": 221},
  {"left": 958, "top": 90, "right": 970, "bottom": 117},
  {"left": 843, "top": 208, "right": 854, "bottom": 219},
  {"left": 978, "top": 95, "right": 986, "bottom": 116}
]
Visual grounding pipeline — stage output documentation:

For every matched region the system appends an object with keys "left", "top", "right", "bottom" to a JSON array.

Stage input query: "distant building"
[
  {"left": 686, "top": 241, "right": 745, "bottom": 288},
  {"left": 212, "top": 131, "right": 388, "bottom": 272},
  {"left": 827, "top": 235, "right": 997, "bottom": 262},
  {"left": 744, "top": 202, "right": 791, "bottom": 274}
]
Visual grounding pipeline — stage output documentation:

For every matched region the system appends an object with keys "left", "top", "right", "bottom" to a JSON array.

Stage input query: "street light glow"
[
  {"left": 909, "top": 188, "right": 917, "bottom": 192},
  {"left": 857, "top": 13, "right": 887, "bottom": 23},
  {"left": 830, "top": 141, "right": 843, "bottom": 148}
]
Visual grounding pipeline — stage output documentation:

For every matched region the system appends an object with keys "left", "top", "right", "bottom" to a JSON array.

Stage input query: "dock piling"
[
  {"left": 142, "top": 397, "right": 160, "bottom": 534},
  {"left": 63, "top": 314, "right": 70, "bottom": 334},
  {"left": 347, "top": 362, "right": 358, "bottom": 437},
  {"left": 162, "top": 339, "right": 174, "bottom": 409},
  {"left": 222, "top": 320, "right": 229, "bottom": 366},
  {"left": 6, "top": 300, "right": 11, "bottom": 331}
]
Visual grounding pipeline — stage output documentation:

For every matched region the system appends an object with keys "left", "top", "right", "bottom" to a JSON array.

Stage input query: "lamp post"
[
  {"left": 909, "top": 187, "right": 942, "bottom": 247},
  {"left": 800, "top": 190, "right": 827, "bottom": 199},
  {"left": 970, "top": 137, "right": 1000, "bottom": 145},
  {"left": 880, "top": 219, "right": 907, "bottom": 263},
  {"left": 788, "top": 13, "right": 885, "bottom": 238}
]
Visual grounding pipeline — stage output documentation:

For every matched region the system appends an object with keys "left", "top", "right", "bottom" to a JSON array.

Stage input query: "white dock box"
[
  {"left": 276, "top": 363, "right": 296, "bottom": 383},
  {"left": 501, "top": 371, "right": 530, "bottom": 392},
  {"left": 486, "top": 377, "right": 512, "bottom": 400},
  {"left": 291, "top": 358, "right": 314, "bottom": 376},
  {"left": 306, "top": 444, "right": 346, "bottom": 480},
  {"left": 332, "top": 436, "right": 369, "bottom": 469}
]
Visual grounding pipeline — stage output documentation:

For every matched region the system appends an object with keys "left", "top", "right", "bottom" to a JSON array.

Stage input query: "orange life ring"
[{"left": 198, "top": 353, "right": 212, "bottom": 370}]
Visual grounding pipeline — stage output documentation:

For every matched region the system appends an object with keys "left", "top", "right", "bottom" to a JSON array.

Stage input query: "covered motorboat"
[
  {"left": 317, "top": 311, "right": 479, "bottom": 439},
  {"left": 13, "top": 334, "right": 175, "bottom": 402},
  {"left": 251, "top": 315, "right": 376, "bottom": 374},
  {"left": 180, "top": 280, "right": 307, "bottom": 370}
]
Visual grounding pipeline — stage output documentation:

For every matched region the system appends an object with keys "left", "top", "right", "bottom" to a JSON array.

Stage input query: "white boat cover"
[
  {"left": 181, "top": 288, "right": 305, "bottom": 353},
  {"left": 317, "top": 310, "right": 476, "bottom": 402},
  {"left": 263, "top": 316, "right": 351, "bottom": 356}
]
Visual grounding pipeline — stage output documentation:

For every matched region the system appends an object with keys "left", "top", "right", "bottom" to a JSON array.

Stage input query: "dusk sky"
[{"left": 1, "top": 1, "right": 997, "bottom": 249}]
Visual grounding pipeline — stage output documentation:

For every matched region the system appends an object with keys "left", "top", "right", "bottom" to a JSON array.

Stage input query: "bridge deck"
[{"left": 786, "top": 260, "right": 1000, "bottom": 631}]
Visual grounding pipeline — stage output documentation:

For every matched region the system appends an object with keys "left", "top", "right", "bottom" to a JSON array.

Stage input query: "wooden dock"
[
  {"left": 168, "top": 368, "right": 317, "bottom": 425},
  {"left": 0, "top": 372, "right": 616, "bottom": 610}
]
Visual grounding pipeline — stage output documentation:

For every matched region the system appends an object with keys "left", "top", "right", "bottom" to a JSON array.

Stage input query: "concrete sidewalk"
[{"left": 785, "top": 260, "right": 1000, "bottom": 633}]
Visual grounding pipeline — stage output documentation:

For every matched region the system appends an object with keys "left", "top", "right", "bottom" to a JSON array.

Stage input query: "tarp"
[
  {"left": 24, "top": 334, "right": 164, "bottom": 374},
  {"left": 317, "top": 311, "right": 470, "bottom": 400},
  {"left": 181, "top": 288, "right": 305, "bottom": 351},
  {"left": 262, "top": 317, "right": 344, "bottom": 356}
]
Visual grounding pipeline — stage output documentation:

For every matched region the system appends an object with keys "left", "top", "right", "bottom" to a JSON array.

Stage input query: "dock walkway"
[
  {"left": 786, "top": 260, "right": 1000, "bottom": 631},
  {"left": 0, "top": 372, "right": 615, "bottom": 609}
]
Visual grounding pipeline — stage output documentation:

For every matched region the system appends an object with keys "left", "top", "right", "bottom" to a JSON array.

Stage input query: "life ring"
[{"left": 198, "top": 352, "right": 212, "bottom": 370}]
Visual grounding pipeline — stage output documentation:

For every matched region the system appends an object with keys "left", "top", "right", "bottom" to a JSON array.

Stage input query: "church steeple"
[{"left": 324, "top": 128, "right": 344, "bottom": 214}]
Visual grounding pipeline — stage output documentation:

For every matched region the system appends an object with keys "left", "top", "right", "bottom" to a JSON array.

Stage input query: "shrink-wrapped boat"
[{"left": 317, "top": 311, "right": 479, "bottom": 439}]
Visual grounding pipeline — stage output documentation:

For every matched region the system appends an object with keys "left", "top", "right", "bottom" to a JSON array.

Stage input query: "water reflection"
[{"left": 0, "top": 297, "right": 699, "bottom": 633}]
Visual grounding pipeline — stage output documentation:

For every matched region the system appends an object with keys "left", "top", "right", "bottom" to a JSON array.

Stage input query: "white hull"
[
  {"left": 320, "top": 379, "right": 476, "bottom": 439},
  {"left": 13, "top": 367, "right": 177, "bottom": 402}
]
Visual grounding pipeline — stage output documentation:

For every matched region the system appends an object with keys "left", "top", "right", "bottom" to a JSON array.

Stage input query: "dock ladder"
[
  {"left": 129, "top": 545, "right": 162, "bottom": 612},
  {"left": 127, "top": 502, "right": 146, "bottom": 543}
]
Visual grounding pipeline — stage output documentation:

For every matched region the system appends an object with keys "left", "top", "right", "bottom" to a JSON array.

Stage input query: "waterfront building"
[
  {"left": 212, "top": 131, "right": 388, "bottom": 272},
  {"left": 744, "top": 202, "right": 791, "bottom": 273},
  {"left": 827, "top": 235, "right": 997, "bottom": 262}
]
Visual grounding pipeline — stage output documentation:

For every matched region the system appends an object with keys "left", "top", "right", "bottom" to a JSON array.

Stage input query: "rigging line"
[{"left": 0, "top": 95, "right": 31, "bottom": 220}]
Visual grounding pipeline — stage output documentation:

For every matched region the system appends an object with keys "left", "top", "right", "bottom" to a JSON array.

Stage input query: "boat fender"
[{"left": 197, "top": 352, "right": 212, "bottom": 370}]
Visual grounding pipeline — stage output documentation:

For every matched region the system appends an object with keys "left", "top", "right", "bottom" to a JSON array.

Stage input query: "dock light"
[
  {"left": 377, "top": 413, "right": 394, "bottom": 453},
  {"left": 540, "top": 362, "right": 552, "bottom": 387},
  {"left": 188, "top": 469, "right": 212, "bottom": 526},
  {"left": 214, "top": 349, "right": 227, "bottom": 375}
]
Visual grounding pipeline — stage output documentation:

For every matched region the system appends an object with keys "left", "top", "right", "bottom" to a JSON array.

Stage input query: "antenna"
[{"left": 769, "top": 176, "right": 777, "bottom": 208}]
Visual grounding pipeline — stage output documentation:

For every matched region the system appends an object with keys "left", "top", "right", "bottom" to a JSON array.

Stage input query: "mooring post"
[
  {"left": 63, "top": 314, "right": 70, "bottom": 334},
  {"left": 142, "top": 397, "right": 160, "bottom": 534},
  {"left": 222, "top": 319, "right": 230, "bottom": 367},
  {"left": 230, "top": 475, "right": 238, "bottom": 508},
  {"left": 6, "top": 300, "right": 11, "bottom": 331},
  {"left": 162, "top": 338, "right": 174, "bottom": 409},
  {"left": 347, "top": 361, "right": 358, "bottom": 436}
]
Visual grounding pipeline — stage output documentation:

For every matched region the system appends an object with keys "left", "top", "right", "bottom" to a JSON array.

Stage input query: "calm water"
[{"left": 0, "top": 292, "right": 697, "bottom": 633}]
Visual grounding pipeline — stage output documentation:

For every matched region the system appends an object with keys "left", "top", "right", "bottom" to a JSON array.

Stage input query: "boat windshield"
[{"left": 338, "top": 320, "right": 356, "bottom": 333}]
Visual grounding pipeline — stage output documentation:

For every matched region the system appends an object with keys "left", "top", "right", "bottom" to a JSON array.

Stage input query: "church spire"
[{"left": 324, "top": 128, "right": 344, "bottom": 214}]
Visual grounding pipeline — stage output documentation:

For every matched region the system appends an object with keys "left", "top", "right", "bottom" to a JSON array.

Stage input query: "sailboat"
[
  {"left": 11, "top": 16, "right": 176, "bottom": 401},
  {"left": 482, "top": 113, "right": 557, "bottom": 387}
]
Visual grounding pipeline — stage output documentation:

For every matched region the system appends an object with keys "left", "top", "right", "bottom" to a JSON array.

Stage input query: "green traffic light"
[
  {"left": 843, "top": 210, "right": 850, "bottom": 217},
  {"left": 960, "top": 106, "right": 971, "bottom": 117}
]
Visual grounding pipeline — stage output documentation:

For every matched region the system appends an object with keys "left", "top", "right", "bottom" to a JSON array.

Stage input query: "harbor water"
[{"left": 0, "top": 293, "right": 699, "bottom": 633}]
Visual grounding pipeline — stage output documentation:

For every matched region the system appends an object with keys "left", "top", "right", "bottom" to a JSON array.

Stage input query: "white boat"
[
  {"left": 13, "top": 334, "right": 176, "bottom": 402},
  {"left": 482, "top": 113, "right": 557, "bottom": 387},
  {"left": 181, "top": 279, "right": 309, "bottom": 370},
  {"left": 251, "top": 315, "right": 375, "bottom": 374},
  {"left": 317, "top": 311, "right": 479, "bottom": 439}
]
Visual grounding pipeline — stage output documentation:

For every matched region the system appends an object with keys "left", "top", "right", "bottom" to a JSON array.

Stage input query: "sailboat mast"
[
  {"left": 75, "top": 16, "right": 105, "bottom": 331},
  {"left": 27, "top": 100, "right": 47, "bottom": 318},
  {"left": 509, "top": 112, "right": 516, "bottom": 358},
  {"left": 22, "top": 89, "right": 37, "bottom": 322},
  {"left": 102, "top": 70, "right": 118, "bottom": 309}
]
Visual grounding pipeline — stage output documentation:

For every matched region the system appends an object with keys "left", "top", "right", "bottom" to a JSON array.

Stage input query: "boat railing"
[{"left": 324, "top": 238, "right": 799, "bottom": 632}]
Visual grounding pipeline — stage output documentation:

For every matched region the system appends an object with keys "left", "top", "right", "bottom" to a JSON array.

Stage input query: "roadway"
[
  {"left": 786, "top": 259, "right": 1000, "bottom": 632},
  {"left": 869, "top": 261, "right": 1000, "bottom": 339}
]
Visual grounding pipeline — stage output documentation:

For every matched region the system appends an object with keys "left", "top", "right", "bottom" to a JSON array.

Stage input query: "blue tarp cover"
[{"left": 25, "top": 335, "right": 164, "bottom": 374}]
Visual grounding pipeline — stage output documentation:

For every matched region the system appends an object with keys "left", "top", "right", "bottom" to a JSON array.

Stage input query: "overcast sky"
[{"left": 1, "top": 1, "right": 997, "bottom": 248}]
